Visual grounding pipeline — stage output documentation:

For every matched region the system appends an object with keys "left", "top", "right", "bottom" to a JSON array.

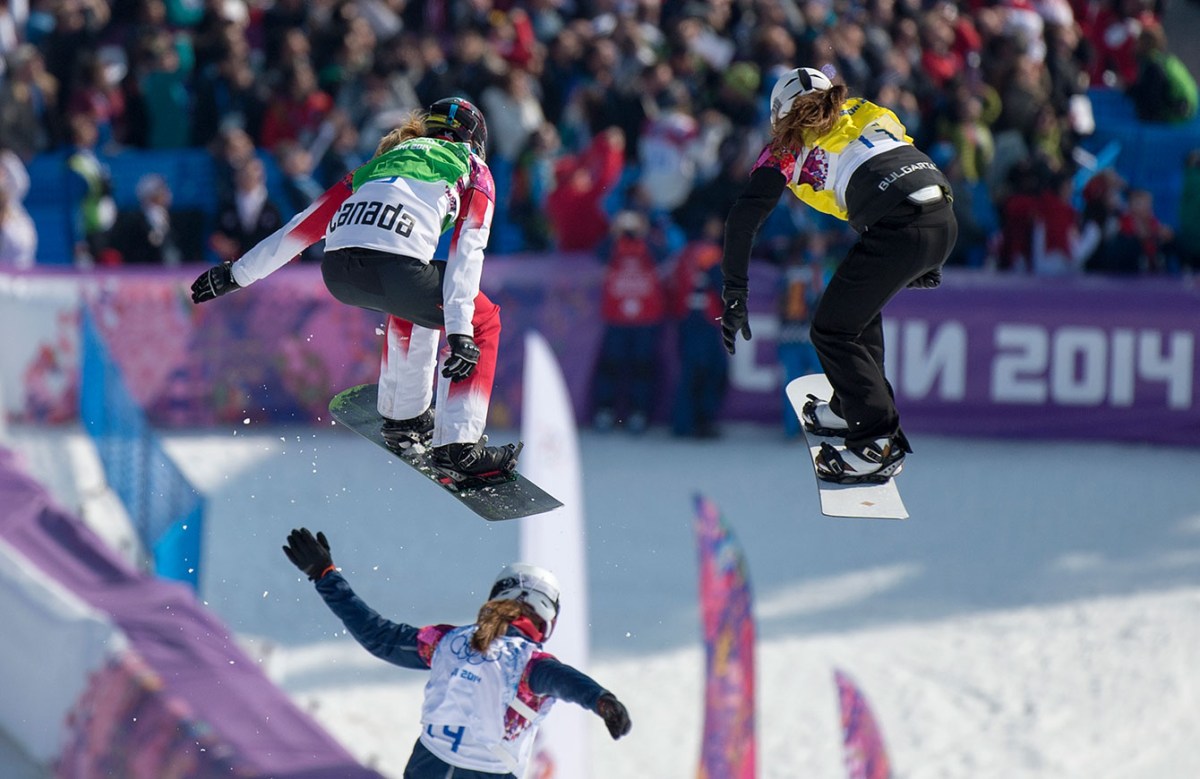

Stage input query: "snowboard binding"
[
  {"left": 800, "top": 394, "right": 850, "bottom": 437},
  {"left": 430, "top": 439, "right": 523, "bottom": 491},
  {"left": 381, "top": 408, "right": 435, "bottom": 454},
  {"left": 815, "top": 440, "right": 905, "bottom": 484}
]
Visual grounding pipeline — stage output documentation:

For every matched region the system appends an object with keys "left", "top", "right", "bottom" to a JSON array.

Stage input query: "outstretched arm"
[
  {"left": 231, "top": 174, "right": 354, "bottom": 287},
  {"left": 191, "top": 175, "right": 354, "bottom": 304},
  {"left": 283, "top": 528, "right": 445, "bottom": 670},
  {"left": 527, "top": 655, "right": 632, "bottom": 739},
  {"left": 314, "top": 571, "right": 448, "bottom": 670}
]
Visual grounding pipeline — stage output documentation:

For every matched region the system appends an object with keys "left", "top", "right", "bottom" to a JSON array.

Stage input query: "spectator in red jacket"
[
  {"left": 546, "top": 127, "right": 625, "bottom": 252},
  {"left": 920, "top": 13, "right": 964, "bottom": 89},
  {"left": 1114, "top": 188, "right": 1173, "bottom": 272},
  {"left": 997, "top": 161, "right": 1043, "bottom": 271},
  {"left": 591, "top": 210, "right": 666, "bottom": 434},
  {"left": 1033, "top": 173, "right": 1084, "bottom": 275}
]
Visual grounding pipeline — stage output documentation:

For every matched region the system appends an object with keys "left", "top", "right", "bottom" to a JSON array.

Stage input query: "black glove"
[
  {"left": 720, "top": 286, "right": 752, "bottom": 355},
  {"left": 191, "top": 263, "right": 241, "bottom": 304},
  {"left": 283, "top": 528, "right": 333, "bottom": 581},
  {"left": 442, "top": 333, "right": 480, "bottom": 382},
  {"left": 595, "top": 692, "right": 631, "bottom": 740},
  {"left": 907, "top": 268, "right": 942, "bottom": 289}
]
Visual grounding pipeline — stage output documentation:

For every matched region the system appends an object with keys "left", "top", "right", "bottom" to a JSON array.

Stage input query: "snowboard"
[
  {"left": 329, "top": 384, "right": 563, "bottom": 522},
  {"left": 785, "top": 374, "right": 909, "bottom": 520}
]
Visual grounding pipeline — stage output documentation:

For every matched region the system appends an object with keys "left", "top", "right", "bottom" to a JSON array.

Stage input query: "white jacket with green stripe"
[{"left": 229, "top": 136, "right": 495, "bottom": 337}]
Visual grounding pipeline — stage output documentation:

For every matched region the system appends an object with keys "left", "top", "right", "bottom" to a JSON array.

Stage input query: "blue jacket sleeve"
[
  {"left": 313, "top": 571, "right": 430, "bottom": 670},
  {"left": 526, "top": 656, "right": 608, "bottom": 711}
]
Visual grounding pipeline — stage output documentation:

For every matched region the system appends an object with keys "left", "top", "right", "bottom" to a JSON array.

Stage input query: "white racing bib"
[
  {"left": 324, "top": 176, "right": 459, "bottom": 260},
  {"left": 419, "top": 625, "right": 551, "bottom": 775}
]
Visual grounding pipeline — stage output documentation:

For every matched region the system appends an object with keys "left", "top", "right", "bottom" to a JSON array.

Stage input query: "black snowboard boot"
[
  {"left": 814, "top": 432, "right": 911, "bottom": 484},
  {"left": 432, "top": 438, "right": 521, "bottom": 482},
  {"left": 381, "top": 407, "right": 434, "bottom": 452}
]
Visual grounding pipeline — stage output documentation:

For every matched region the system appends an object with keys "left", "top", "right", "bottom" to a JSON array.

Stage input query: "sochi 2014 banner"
[
  {"left": 729, "top": 272, "right": 1200, "bottom": 445},
  {"left": 835, "top": 669, "right": 892, "bottom": 779},
  {"left": 694, "top": 494, "right": 756, "bottom": 779}
]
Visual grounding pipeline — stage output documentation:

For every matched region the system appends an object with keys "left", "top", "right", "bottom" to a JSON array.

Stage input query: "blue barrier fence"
[
  {"left": 1080, "top": 89, "right": 1200, "bottom": 230},
  {"left": 78, "top": 308, "right": 205, "bottom": 589}
]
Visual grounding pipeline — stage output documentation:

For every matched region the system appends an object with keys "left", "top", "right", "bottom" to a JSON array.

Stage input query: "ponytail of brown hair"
[
  {"left": 471, "top": 599, "right": 543, "bottom": 652},
  {"left": 372, "top": 110, "right": 429, "bottom": 158},
  {"left": 771, "top": 83, "right": 850, "bottom": 151}
]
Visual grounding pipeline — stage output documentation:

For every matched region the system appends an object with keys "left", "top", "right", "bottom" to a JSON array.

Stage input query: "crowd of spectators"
[
  {"left": 0, "top": 0, "right": 1197, "bottom": 273},
  {"left": 1, "top": 0, "right": 1199, "bottom": 427}
]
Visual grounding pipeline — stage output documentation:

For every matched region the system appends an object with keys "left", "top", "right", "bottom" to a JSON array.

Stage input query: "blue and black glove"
[
  {"left": 442, "top": 333, "right": 480, "bottom": 382},
  {"left": 720, "top": 286, "right": 752, "bottom": 355},
  {"left": 191, "top": 263, "right": 241, "bottom": 304}
]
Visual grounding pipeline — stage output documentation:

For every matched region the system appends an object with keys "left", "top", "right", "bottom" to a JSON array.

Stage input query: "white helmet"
[
  {"left": 769, "top": 67, "right": 833, "bottom": 125},
  {"left": 489, "top": 563, "right": 561, "bottom": 639}
]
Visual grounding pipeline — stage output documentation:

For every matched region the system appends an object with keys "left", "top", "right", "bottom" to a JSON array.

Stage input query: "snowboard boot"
[
  {"left": 432, "top": 438, "right": 522, "bottom": 486},
  {"left": 800, "top": 394, "right": 849, "bottom": 437},
  {"left": 381, "top": 407, "right": 434, "bottom": 452},
  {"left": 814, "top": 434, "right": 909, "bottom": 484}
]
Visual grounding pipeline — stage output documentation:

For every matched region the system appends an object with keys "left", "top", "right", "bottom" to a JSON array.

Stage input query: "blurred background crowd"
[{"left": 1, "top": 0, "right": 1199, "bottom": 434}]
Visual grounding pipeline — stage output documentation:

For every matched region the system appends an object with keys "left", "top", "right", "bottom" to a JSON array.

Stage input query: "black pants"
[
  {"left": 403, "top": 739, "right": 515, "bottom": 779},
  {"left": 810, "top": 199, "right": 957, "bottom": 448},
  {"left": 321, "top": 247, "right": 446, "bottom": 328}
]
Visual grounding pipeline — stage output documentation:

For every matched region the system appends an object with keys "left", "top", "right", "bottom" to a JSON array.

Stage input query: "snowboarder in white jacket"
[{"left": 190, "top": 98, "right": 518, "bottom": 481}]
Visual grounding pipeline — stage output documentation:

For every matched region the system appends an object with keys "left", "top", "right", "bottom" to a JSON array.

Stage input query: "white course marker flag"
[{"left": 520, "top": 331, "right": 591, "bottom": 778}]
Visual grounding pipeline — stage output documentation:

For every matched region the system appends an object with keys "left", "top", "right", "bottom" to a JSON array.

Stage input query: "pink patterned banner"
[
  {"left": 835, "top": 669, "right": 892, "bottom": 779},
  {"left": 56, "top": 652, "right": 234, "bottom": 779},
  {"left": 694, "top": 494, "right": 756, "bottom": 779}
]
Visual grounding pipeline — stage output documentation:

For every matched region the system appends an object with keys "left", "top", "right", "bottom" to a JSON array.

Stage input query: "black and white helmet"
[
  {"left": 769, "top": 67, "right": 834, "bottom": 125},
  {"left": 426, "top": 97, "right": 488, "bottom": 160},
  {"left": 489, "top": 563, "right": 561, "bottom": 639}
]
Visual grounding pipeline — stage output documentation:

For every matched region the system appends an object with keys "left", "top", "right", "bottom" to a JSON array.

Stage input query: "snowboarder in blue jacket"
[{"left": 283, "top": 528, "right": 631, "bottom": 779}]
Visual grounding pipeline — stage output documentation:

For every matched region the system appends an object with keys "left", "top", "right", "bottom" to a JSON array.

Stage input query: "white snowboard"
[{"left": 785, "top": 374, "right": 909, "bottom": 520}]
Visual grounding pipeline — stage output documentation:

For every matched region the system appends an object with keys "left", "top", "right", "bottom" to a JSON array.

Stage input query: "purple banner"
[
  {"left": 694, "top": 494, "right": 756, "bottom": 779},
  {"left": 882, "top": 276, "right": 1199, "bottom": 445},
  {"left": 3, "top": 264, "right": 1198, "bottom": 444},
  {"left": 0, "top": 447, "right": 381, "bottom": 778},
  {"left": 835, "top": 669, "right": 892, "bottom": 779},
  {"left": 732, "top": 270, "right": 1200, "bottom": 445}
]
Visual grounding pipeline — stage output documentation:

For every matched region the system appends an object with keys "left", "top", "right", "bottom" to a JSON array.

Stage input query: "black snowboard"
[{"left": 329, "top": 383, "right": 563, "bottom": 522}]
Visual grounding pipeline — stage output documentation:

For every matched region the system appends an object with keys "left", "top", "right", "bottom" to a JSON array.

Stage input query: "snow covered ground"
[{"left": 9, "top": 423, "right": 1200, "bottom": 778}]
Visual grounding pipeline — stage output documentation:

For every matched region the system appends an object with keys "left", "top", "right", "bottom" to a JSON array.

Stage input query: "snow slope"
[{"left": 10, "top": 424, "right": 1200, "bottom": 777}]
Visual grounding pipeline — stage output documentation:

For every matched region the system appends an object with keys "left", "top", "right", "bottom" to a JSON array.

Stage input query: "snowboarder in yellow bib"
[{"left": 720, "top": 67, "right": 957, "bottom": 483}]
